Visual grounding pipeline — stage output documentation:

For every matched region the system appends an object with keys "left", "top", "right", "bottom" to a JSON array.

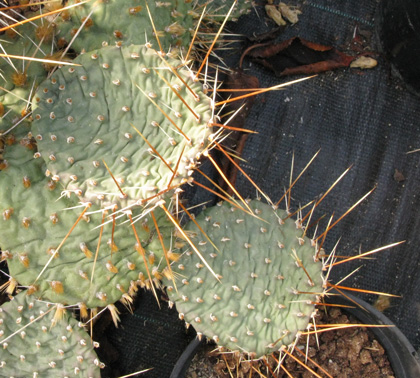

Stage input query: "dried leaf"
[
  {"left": 221, "top": 70, "right": 260, "bottom": 128},
  {"left": 373, "top": 295, "right": 391, "bottom": 312},
  {"left": 393, "top": 169, "right": 405, "bottom": 183},
  {"left": 244, "top": 37, "right": 355, "bottom": 77}
]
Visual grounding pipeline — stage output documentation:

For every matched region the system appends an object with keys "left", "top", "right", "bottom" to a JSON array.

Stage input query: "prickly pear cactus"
[
  {"left": 165, "top": 200, "right": 324, "bottom": 358},
  {"left": 55, "top": 0, "right": 194, "bottom": 53},
  {"left": 32, "top": 43, "right": 213, "bottom": 209},
  {"left": 0, "top": 291, "right": 102, "bottom": 377}
]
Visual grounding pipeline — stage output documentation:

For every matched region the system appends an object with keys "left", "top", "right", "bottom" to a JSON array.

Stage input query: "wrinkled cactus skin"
[
  {"left": 166, "top": 200, "right": 324, "bottom": 358},
  {"left": 2, "top": 43, "right": 215, "bottom": 308},
  {"left": 32, "top": 44, "right": 213, "bottom": 209}
]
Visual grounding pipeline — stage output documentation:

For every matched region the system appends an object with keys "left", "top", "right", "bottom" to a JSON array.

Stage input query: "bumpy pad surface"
[
  {"left": 166, "top": 200, "right": 324, "bottom": 358},
  {"left": 32, "top": 44, "right": 213, "bottom": 208},
  {"left": 0, "top": 291, "right": 101, "bottom": 377},
  {"left": 0, "top": 125, "right": 175, "bottom": 308},
  {"left": 55, "top": 0, "right": 194, "bottom": 53}
]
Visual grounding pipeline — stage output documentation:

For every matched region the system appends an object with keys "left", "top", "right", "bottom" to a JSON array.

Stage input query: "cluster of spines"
[{"left": 0, "top": 20, "right": 54, "bottom": 131}]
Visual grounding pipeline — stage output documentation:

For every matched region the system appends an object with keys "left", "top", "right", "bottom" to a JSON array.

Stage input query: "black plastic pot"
[
  {"left": 377, "top": 0, "right": 420, "bottom": 95},
  {"left": 171, "top": 292, "right": 420, "bottom": 378}
]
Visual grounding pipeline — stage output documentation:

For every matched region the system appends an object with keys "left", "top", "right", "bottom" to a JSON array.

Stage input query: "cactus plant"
[
  {"left": 0, "top": 291, "right": 102, "bottom": 377},
  {"left": 0, "top": 161, "right": 176, "bottom": 310},
  {"left": 165, "top": 199, "right": 324, "bottom": 358}
]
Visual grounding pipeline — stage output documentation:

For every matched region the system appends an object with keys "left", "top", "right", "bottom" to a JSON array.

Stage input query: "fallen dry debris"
[
  {"left": 279, "top": 2, "right": 302, "bottom": 24},
  {"left": 350, "top": 56, "right": 378, "bottom": 69},
  {"left": 242, "top": 37, "right": 356, "bottom": 77},
  {"left": 266, "top": 4, "right": 287, "bottom": 26},
  {"left": 266, "top": 1, "right": 302, "bottom": 26}
]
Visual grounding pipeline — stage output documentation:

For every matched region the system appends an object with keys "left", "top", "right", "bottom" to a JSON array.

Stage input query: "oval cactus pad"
[
  {"left": 166, "top": 200, "right": 324, "bottom": 358},
  {"left": 0, "top": 136, "right": 175, "bottom": 308}
]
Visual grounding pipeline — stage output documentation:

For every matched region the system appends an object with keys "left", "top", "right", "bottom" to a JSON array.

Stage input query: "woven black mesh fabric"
[
  {"left": 107, "top": 1, "right": 420, "bottom": 376},
  {"left": 105, "top": 289, "right": 195, "bottom": 377}
]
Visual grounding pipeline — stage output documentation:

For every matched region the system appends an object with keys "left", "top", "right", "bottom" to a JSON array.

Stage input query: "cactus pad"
[
  {"left": 0, "top": 291, "right": 101, "bottom": 377},
  {"left": 32, "top": 44, "right": 213, "bottom": 209},
  {"left": 166, "top": 200, "right": 324, "bottom": 358}
]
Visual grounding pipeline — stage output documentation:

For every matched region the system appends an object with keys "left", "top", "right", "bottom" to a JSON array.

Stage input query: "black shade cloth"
[
  {"left": 108, "top": 0, "right": 420, "bottom": 376},
  {"left": 105, "top": 290, "right": 196, "bottom": 378}
]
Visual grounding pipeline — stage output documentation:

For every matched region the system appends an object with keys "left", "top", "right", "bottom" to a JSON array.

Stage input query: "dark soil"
[{"left": 186, "top": 306, "right": 395, "bottom": 378}]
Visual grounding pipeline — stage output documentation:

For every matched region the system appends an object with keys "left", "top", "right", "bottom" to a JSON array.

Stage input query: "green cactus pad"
[
  {"left": 0, "top": 125, "right": 176, "bottom": 308},
  {"left": 32, "top": 44, "right": 213, "bottom": 209},
  {"left": 55, "top": 0, "right": 194, "bottom": 53},
  {"left": 0, "top": 291, "right": 101, "bottom": 377},
  {"left": 165, "top": 200, "right": 324, "bottom": 358}
]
